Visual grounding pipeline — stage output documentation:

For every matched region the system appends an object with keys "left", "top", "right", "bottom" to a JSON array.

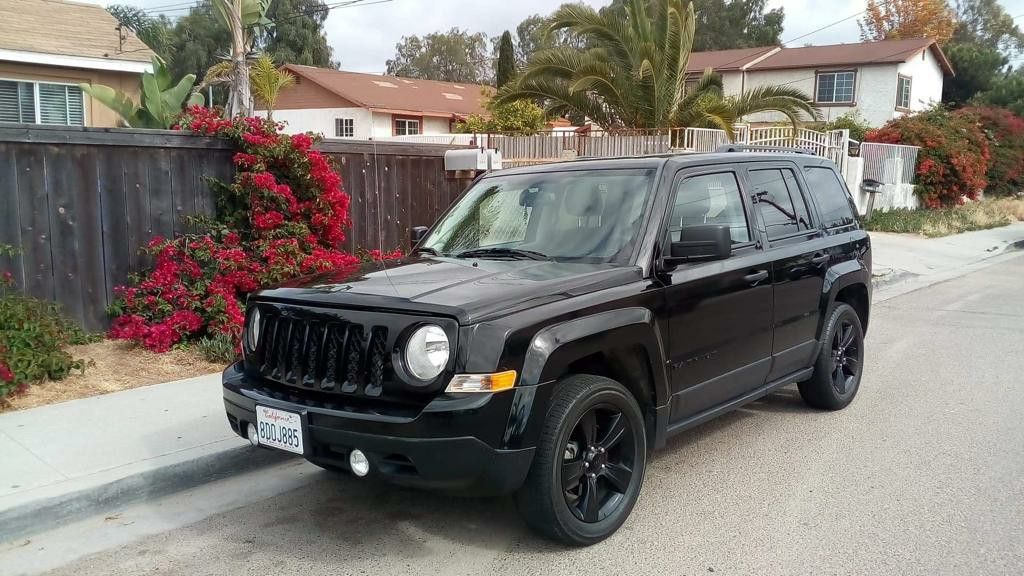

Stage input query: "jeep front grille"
[{"left": 254, "top": 309, "right": 390, "bottom": 397}]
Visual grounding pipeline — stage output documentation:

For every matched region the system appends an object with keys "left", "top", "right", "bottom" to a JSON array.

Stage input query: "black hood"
[{"left": 253, "top": 256, "right": 641, "bottom": 324}]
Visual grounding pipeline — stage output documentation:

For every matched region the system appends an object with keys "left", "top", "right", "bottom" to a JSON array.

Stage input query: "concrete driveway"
[{"left": 24, "top": 253, "right": 1024, "bottom": 576}]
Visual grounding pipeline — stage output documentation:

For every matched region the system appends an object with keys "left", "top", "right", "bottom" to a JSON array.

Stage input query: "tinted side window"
[
  {"left": 803, "top": 166, "right": 857, "bottom": 229},
  {"left": 669, "top": 172, "right": 751, "bottom": 244},
  {"left": 749, "top": 168, "right": 812, "bottom": 240}
]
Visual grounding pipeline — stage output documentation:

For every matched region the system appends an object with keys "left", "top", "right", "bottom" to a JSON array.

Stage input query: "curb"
[{"left": 0, "top": 443, "right": 293, "bottom": 543}]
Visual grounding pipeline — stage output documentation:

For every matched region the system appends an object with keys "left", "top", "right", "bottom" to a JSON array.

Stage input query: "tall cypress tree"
[{"left": 496, "top": 30, "right": 516, "bottom": 88}]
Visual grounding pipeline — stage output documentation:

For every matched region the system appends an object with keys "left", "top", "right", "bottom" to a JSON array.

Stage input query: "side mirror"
[
  {"left": 668, "top": 224, "right": 732, "bottom": 262},
  {"left": 410, "top": 226, "right": 428, "bottom": 245}
]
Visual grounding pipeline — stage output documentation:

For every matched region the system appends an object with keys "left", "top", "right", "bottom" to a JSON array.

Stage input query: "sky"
[{"left": 109, "top": 0, "right": 1024, "bottom": 73}]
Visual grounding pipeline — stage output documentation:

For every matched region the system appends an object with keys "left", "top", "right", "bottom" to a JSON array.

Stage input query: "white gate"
[{"left": 680, "top": 125, "right": 850, "bottom": 176}]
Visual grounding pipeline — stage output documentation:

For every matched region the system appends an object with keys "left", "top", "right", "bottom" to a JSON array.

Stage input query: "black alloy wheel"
[
  {"left": 516, "top": 374, "right": 647, "bottom": 546},
  {"left": 561, "top": 405, "right": 637, "bottom": 523},
  {"left": 830, "top": 317, "right": 861, "bottom": 395},
  {"left": 798, "top": 302, "right": 865, "bottom": 410}
]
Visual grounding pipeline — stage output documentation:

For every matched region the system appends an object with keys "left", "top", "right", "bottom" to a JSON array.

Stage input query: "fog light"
[
  {"left": 247, "top": 423, "right": 260, "bottom": 447},
  {"left": 349, "top": 449, "right": 370, "bottom": 477}
]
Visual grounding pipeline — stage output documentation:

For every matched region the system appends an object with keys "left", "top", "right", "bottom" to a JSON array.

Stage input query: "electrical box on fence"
[{"left": 444, "top": 149, "right": 502, "bottom": 171}]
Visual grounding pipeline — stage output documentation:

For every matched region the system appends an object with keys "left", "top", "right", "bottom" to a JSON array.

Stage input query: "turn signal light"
[{"left": 445, "top": 370, "right": 517, "bottom": 393}]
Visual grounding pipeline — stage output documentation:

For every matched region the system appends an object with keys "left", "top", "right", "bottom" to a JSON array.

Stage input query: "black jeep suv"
[{"left": 223, "top": 149, "right": 870, "bottom": 545}]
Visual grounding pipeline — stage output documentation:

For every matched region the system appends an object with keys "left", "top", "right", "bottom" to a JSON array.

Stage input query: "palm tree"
[
  {"left": 494, "top": 0, "right": 820, "bottom": 136},
  {"left": 250, "top": 55, "right": 296, "bottom": 119}
]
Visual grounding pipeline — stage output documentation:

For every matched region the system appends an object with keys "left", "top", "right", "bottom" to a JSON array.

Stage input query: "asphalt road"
[{"left": 39, "top": 255, "right": 1024, "bottom": 576}]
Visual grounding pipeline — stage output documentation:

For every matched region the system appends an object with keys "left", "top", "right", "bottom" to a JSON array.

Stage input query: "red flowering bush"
[
  {"left": 954, "top": 106, "right": 1024, "bottom": 198},
  {"left": 866, "top": 107, "right": 990, "bottom": 208},
  {"left": 109, "top": 107, "right": 401, "bottom": 355}
]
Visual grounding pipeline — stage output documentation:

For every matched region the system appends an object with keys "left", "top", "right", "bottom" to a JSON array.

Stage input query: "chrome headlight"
[
  {"left": 247, "top": 307, "right": 261, "bottom": 350},
  {"left": 404, "top": 324, "right": 449, "bottom": 381}
]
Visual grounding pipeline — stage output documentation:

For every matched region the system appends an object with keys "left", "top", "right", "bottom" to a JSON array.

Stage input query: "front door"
[
  {"left": 663, "top": 168, "right": 774, "bottom": 422},
  {"left": 745, "top": 165, "right": 828, "bottom": 380}
]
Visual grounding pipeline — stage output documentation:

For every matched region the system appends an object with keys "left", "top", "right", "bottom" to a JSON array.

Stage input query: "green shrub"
[
  {"left": 817, "top": 111, "right": 872, "bottom": 142},
  {"left": 954, "top": 106, "right": 1024, "bottom": 198},
  {"left": 864, "top": 199, "right": 1024, "bottom": 237},
  {"left": 193, "top": 334, "right": 237, "bottom": 364},
  {"left": 0, "top": 245, "right": 95, "bottom": 397}
]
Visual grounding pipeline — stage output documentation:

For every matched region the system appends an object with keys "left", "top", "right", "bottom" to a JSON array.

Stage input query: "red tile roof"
[
  {"left": 748, "top": 38, "right": 953, "bottom": 75},
  {"left": 282, "top": 65, "right": 491, "bottom": 117}
]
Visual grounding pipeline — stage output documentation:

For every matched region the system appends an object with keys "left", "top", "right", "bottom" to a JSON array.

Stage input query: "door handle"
[
  {"left": 811, "top": 252, "right": 830, "bottom": 265},
  {"left": 743, "top": 270, "right": 769, "bottom": 285}
]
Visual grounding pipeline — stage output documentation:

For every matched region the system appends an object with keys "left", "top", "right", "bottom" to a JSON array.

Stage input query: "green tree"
[
  {"left": 495, "top": 0, "right": 818, "bottom": 132},
  {"left": 386, "top": 28, "right": 491, "bottom": 83},
  {"left": 455, "top": 96, "right": 547, "bottom": 133},
  {"left": 979, "top": 69, "right": 1024, "bottom": 117},
  {"left": 942, "top": 42, "right": 1009, "bottom": 106},
  {"left": 602, "top": 0, "right": 783, "bottom": 50},
  {"left": 951, "top": 0, "right": 1024, "bottom": 52},
  {"left": 261, "top": 0, "right": 337, "bottom": 67},
  {"left": 496, "top": 31, "right": 516, "bottom": 88},
  {"left": 108, "top": 5, "right": 174, "bottom": 58}
]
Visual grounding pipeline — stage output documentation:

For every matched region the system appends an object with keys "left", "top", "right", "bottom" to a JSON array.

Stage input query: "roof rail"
[{"left": 715, "top": 144, "right": 814, "bottom": 155}]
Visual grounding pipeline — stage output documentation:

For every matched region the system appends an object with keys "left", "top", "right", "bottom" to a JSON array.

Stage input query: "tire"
[
  {"left": 798, "top": 302, "right": 865, "bottom": 410},
  {"left": 516, "top": 374, "right": 647, "bottom": 546}
]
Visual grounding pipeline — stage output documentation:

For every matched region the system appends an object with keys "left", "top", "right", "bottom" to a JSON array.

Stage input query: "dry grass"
[
  {"left": 0, "top": 340, "right": 227, "bottom": 413},
  {"left": 865, "top": 198, "right": 1024, "bottom": 238}
]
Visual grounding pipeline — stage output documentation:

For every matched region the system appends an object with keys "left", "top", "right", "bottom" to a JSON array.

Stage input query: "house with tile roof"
[
  {"left": 0, "top": 0, "right": 155, "bottom": 128},
  {"left": 687, "top": 38, "right": 953, "bottom": 128},
  {"left": 267, "top": 65, "right": 491, "bottom": 139}
]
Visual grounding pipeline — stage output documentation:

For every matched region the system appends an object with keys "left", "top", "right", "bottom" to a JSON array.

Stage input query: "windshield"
[{"left": 421, "top": 169, "right": 656, "bottom": 264}]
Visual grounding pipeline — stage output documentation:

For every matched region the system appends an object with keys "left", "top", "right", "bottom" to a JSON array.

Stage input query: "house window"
[
  {"left": 0, "top": 80, "right": 84, "bottom": 126},
  {"left": 335, "top": 117, "right": 354, "bottom": 138},
  {"left": 394, "top": 117, "right": 420, "bottom": 136},
  {"left": 815, "top": 71, "right": 856, "bottom": 104},
  {"left": 896, "top": 75, "right": 912, "bottom": 110}
]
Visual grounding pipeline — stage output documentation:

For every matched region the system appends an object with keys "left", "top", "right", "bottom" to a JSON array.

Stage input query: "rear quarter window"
[{"left": 803, "top": 166, "right": 857, "bottom": 229}]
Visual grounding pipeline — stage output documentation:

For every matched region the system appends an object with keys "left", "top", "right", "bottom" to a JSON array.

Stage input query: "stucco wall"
[
  {"left": 897, "top": 48, "right": 944, "bottom": 115},
  {"left": 739, "top": 63, "right": 903, "bottom": 127},
  {"left": 0, "top": 61, "right": 141, "bottom": 127},
  {"left": 267, "top": 108, "right": 453, "bottom": 138}
]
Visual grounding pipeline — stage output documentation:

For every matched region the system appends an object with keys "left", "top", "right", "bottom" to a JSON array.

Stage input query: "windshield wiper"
[
  {"left": 412, "top": 246, "right": 440, "bottom": 256},
  {"left": 454, "top": 247, "right": 550, "bottom": 261}
]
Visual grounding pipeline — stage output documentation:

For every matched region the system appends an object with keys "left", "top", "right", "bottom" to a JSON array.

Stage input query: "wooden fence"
[{"left": 0, "top": 125, "right": 470, "bottom": 331}]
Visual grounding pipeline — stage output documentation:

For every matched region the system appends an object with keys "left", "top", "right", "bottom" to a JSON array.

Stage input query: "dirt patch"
[{"left": 1, "top": 340, "right": 226, "bottom": 413}]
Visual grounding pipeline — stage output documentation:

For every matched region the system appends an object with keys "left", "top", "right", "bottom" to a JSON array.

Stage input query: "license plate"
[{"left": 255, "top": 405, "right": 304, "bottom": 454}]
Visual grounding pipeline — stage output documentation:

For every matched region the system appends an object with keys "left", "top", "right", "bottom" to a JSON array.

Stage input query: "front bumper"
[{"left": 222, "top": 363, "right": 536, "bottom": 495}]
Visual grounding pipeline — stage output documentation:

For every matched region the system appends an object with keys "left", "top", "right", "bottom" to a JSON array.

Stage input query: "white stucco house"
[
  {"left": 264, "top": 65, "right": 490, "bottom": 139},
  {"left": 688, "top": 38, "right": 954, "bottom": 127}
]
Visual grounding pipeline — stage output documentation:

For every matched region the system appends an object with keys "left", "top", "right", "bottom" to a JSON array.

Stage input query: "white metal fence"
[{"left": 859, "top": 142, "right": 920, "bottom": 185}]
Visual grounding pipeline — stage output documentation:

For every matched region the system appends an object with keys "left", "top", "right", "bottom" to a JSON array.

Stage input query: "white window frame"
[
  {"left": 814, "top": 70, "right": 856, "bottom": 105},
  {"left": 393, "top": 117, "right": 421, "bottom": 136},
  {"left": 335, "top": 117, "right": 354, "bottom": 138},
  {"left": 896, "top": 75, "right": 912, "bottom": 110},
  {"left": 0, "top": 77, "right": 87, "bottom": 126}
]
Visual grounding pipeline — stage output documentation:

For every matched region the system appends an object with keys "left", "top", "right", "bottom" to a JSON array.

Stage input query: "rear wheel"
[
  {"left": 516, "top": 374, "right": 647, "bottom": 546},
  {"left": 799, "top": 302, "right": 864, "bottom": 410}
]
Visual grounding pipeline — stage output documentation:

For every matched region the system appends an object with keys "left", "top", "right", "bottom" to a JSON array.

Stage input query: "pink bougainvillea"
[{"left": 109, "top": 107, "right": 401, "bottom": 353}]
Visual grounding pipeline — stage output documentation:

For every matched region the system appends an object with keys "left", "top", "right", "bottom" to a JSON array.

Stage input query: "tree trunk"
[{"left": 226, "top": 0, "right": 252, "bottom": 117}]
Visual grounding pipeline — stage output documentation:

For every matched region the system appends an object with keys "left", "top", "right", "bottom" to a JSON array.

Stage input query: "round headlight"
[
  {"left": 247, "top": 307, "right": 261, "bottom": 350},
  {"left": 404, "top": 324, "right": 449, "bottom": 381}
]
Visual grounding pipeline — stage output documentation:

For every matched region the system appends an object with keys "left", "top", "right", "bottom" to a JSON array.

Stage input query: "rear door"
[
  {"left": 662, "top": 167, "right": 774, "bottom": 422},
  {"left": 745, "top": 163, "right": 829, "bottom": 381}
]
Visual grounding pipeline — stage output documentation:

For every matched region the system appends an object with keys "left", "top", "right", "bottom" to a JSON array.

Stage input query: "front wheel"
[
  {"left": 516, "top": 374, "right": 647, "bottom": 546},
  {"left": 798, "top": 302, "right": 865, "bottom": 410}
]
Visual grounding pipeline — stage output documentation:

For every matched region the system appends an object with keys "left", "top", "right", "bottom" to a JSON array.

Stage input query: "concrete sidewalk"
[
  {"left": 0, "top": 373, "right": 289, "bottom": 542},
  {"left": 870, "top": 222, "right": 1024, "bottom": 300}
]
